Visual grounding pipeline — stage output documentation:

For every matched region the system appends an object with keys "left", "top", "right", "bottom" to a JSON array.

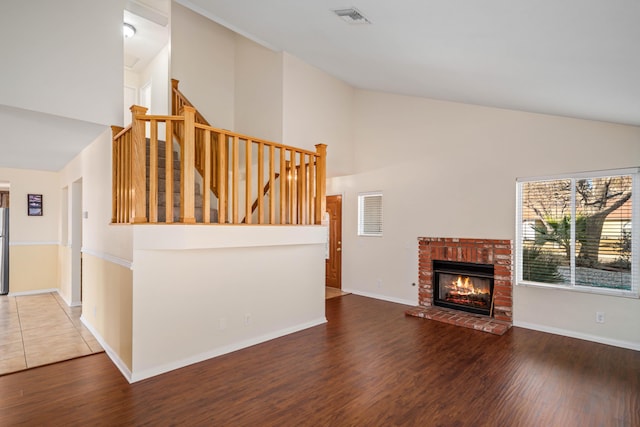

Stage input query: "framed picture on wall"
[{"left": 27, "top": 194, "right": 43, "bottom": 216}]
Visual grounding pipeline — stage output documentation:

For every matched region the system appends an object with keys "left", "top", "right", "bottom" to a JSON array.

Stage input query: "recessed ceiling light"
[
  {"left": 123, "top": 23, "right": 136, "bottom": 39},
  {"left": 332, "top": 7, "right": 371, "bottom": 24}
]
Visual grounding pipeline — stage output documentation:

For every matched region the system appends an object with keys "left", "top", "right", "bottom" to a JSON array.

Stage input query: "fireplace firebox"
[{"left": 433, "top": 260, "right": 494, "bottom": 316}]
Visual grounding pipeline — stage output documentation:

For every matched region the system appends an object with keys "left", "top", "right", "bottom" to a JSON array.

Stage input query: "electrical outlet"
[
  {"left": 219, "top": 317, "right": 227, "bottom": 330},
  {"left": 596, "top": 312, "right": 605, "bottom": 324},
  {"left": 244, "top": 313, "right": 252, "bottom": 326},
  {"left": 376, "top": 279, "right": 382, "bottom": 289}
]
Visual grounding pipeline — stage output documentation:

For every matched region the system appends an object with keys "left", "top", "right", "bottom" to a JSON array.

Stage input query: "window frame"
[
  {"left": 515, "top": 167, "right": 639, "bottom": 298},
  {"left": 358, "top": 191, "right": 383, "bottom": 237}
]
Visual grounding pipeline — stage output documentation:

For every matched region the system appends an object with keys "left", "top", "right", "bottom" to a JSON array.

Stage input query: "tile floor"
[
  {"left": 0, "top": 292, "right": 103, "bottom": 376},
  {"left": 325, "top": 286, "right": 349, "bottom": 299}
]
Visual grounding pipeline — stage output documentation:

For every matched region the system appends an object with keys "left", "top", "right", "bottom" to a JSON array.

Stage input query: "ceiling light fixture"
[
  {"left": 332, "top": 7, "right": 371, "bottom": 24},
  {"left": 123, "top": 23, "right": 136, "bottom": 39}
]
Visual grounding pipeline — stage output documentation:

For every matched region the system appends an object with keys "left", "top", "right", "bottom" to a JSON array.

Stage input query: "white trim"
[
  {"left": 8, "top": 288, "right": 58, "bottom": 297},
  {"left": 357, "top": 191, "right": 383, "bottom": 237},
  {"left": 9, "top": 241, "right": 59, "bottom": 246},
  {"left": 513, "top": 320, "right": 640, "bottom": 351},
  {"left": 81, "top": 248, "right": 133, "bottom": 270},
  {"left": 515, "top": 169, "right": 638, "bottom": 297},
  {"left": 343, "top": 288, "right": 415, "bottom": 307},
  {"left": 80, "top": 315, "right": 133, "bottom": 383},
  {"left": 517, "top": 280, "right": 638, "bottom": 298},
  {"left": 55, "top": 289, "right": 82, "bottom": 307},
  {"left": 130, "top": 317, "right": 327, "bottom": 383},
  {"left": 517, "top": 166, "right": 640, "bottom": 183}
]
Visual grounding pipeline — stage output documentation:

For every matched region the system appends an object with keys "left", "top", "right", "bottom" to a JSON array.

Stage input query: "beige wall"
[
  {"left": 282, "top": 53, "right": 355, "bottom": 178},
  {"left": 140, "top": 44, "right": 170, "bottom": 116},
  {"left": 9, "top": 244, "right": 58, "bottom": 293},
  {"left": 82, "top": 253, "right": 133, "bottom": 371},
  {"left": 0, "top": 167, "right": 60, "bottom": 294},
  {"left": 328, "top": 89, "right": 640, "bottom": 348},
  {"left": 171, "top": 2, "right": 236, "bottom": 130},
  {"left": 130, "top": 225, "right": 326, "bottom": 381},
  {"left": 234, "top": 36, "right": 283, "bottom": 142},
  {"left": 58, "top": 128, "right": 134, "bottom": 373}
]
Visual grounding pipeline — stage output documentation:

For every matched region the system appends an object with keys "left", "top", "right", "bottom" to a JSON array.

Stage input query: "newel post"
[
  {"left": 180, "top": 106, "right": 196, "bottom": 223},
  {"left": 171, "top": 79, "right": 180, "bottom": 115},
  {"left": 314, "top": 144, "right": 327, "bottom": 225},
  {"left": 130, "top": 105, "right": 148, "bottom": 223}
]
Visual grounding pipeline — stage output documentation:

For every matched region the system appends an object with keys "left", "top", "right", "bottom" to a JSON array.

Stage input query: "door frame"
[{"left": 325, "top": 194, "right": 343, "bottom": 289}]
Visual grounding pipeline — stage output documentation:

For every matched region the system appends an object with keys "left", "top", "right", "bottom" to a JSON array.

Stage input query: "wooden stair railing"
[
  {"left": 241, "top": 173, "right": 280, "bottom": 224},
  {"left": 171, "top": 79, "right": 220, "bottom": 198},
  {"left": 112, "top": 103, "right": 327, "bottom": 225}
]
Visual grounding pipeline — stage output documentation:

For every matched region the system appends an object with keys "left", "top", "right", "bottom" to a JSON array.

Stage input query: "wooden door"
[{"left": 325, "top": 195, "right": 342, "bottom": 288}]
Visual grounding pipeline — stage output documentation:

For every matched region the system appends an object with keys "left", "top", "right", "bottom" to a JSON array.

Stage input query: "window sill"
[{"left": 517, "top": 280, "right": 639, "bottom": 299}]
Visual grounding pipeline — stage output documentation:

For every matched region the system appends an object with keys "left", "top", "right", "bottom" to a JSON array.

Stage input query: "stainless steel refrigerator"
[{"left": 0, "top": 208, "right": 8, "bottom": 295}]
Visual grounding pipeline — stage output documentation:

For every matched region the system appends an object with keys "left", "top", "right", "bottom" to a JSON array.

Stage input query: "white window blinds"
[{"left": 358, "top": 192, "right": 383, "bottom": 236}]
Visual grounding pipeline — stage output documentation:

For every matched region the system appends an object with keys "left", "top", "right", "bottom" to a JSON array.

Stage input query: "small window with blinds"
[
  {"left": 358, "top": 192, "right": 383, "bottom": 236},
  {"left": 516, "top": 168, "right": 638, "bottom": 297}
]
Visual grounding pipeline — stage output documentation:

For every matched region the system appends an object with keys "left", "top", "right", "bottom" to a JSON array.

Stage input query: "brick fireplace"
[{"left": 406, "top": 237, "right": 513, "bottom": 335}]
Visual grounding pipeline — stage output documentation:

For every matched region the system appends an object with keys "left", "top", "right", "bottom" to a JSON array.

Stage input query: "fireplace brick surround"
[{"left": 405, "top": 237, "right": 513, "bottom": 335}]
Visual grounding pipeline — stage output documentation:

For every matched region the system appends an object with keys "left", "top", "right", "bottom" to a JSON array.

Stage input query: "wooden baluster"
[
  {"left": 315, "top": 144, "right": 327, "bottom": 225},
  {"left": 149, "top": 120, "right": 158, "bottom": 223},
  {"left": 111, "top": 126, "right": 124, "bottom": 223},
  {"left": 280, "top": 148, "right": 286, "bottom": 224},
  {"left": 290, "top": 152, "right": 297, "bottom": 224},
  {"left": 124, "top": 131, "right": 131, "bottom": 223},
  {"left": 245, "top": 140, "right": 252, "bottom": 224},
  {"left": 130, "top": 105, "right": 148, "bottom": 223},
  {"left": 257, "top": 142, "right": 264, "bottom": 224},
  {"left": 180, "top": 106, "right": 196, "bottom": 223},
  {"left": 308, "top": 156, "right": 315, "bottom": 224},
  {"left": 203, "top": 130, "right": 211, "bottom": 223},
  {"left": 288, "top": 155, "right": 295, "bottom": 224},
  {"left": 165, "top": 121, "right": 174, "bottom": 223},
  {"left": 232, "top": 136, "right": 239, "bottom": 224},
  {"left": 171, "top": 79, "right": 179, "bottom": 116},
  {"left": 217, "top": 133, "right": 227, "bottom": 224},
  {"left": 299, "top": 153, "right": 307, "bottom": 225},
  {"left": 269, "top": 145, "right": 275, "bottom": 224}
]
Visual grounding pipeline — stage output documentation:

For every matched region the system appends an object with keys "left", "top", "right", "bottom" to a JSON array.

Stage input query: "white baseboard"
[
  {"left": 8, "top": 288, "right": 58, "bottom": 297},
  {"left": 130, "top": 317, "right": 328, "bottom": 383},
  {"left": 80, "top": 315, "right": 133, "bottom": 383},
  {"left": 342, "top": 288, "right": 416, "bottom": 307},
  {"left": 513, "top": 320, "right": 640, "bottom": 351}
]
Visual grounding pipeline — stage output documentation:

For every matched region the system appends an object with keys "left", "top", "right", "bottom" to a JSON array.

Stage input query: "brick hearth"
[{"left": 405, "top": 237, "right": 513, "bottom": 335}]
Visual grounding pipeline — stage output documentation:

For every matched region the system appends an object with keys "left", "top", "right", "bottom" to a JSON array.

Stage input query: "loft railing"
[
  {"left": 171, "top": 79, "right": 220, "bottom": 197},
  {"left": 111, "top": 105, "right": 326, "bottom": 225}
]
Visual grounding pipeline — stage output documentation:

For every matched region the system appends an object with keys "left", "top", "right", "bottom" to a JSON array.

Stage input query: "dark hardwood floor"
[{"left": 1, "top": 295, "right": 639, "bottom": 426}]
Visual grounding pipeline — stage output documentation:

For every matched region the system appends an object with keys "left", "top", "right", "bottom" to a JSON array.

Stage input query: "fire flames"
[
  {"left": 445, "top": 275, "right": 490, "bottom": 308},
  {"left": 450, "top": 276, "right": 483, "bottom": 295}
]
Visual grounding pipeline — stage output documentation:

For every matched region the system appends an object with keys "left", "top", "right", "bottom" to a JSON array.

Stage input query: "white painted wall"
[
  {"left": 327, "top": 89, "right": 640, "bottom": 348},
  {"left": 60, "top": 129, "right": 133, "bottom": 262},
  {"left": 140, "top": 45, "right": 170, "bottom": 116},
  {"left": 0, "top": 0, "right": 122, "bottom": 126},
  {"left": 234, "top": 36, "right": 283, "bottom": 142},
  {"left": 171, "top": 2, "right": 235, "bottom": 129},
  {"left": 130, "top": 225, "right": 327, "bottom": 381},
  {"left": 282, "top": 53, "right": 355, "bottom": 178}
]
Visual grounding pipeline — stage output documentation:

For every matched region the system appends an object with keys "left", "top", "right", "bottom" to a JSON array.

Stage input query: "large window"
[
  {"left": 358, "top": 192, "right": 383, "bottom": 236},
  {"left": 516, "top": 168, "right": 638, "bottom": 296}
]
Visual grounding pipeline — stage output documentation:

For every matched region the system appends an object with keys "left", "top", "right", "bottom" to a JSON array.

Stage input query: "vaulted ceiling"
[{"left": 180, "top": 0, "right": 640, "bottom": 126}]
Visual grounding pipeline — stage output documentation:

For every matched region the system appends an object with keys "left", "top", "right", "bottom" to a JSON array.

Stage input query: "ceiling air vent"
[{"left": 332, "top": 7, "right": 371, "bottom": 24}]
